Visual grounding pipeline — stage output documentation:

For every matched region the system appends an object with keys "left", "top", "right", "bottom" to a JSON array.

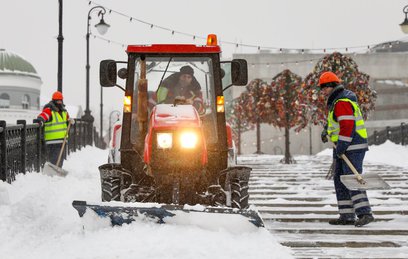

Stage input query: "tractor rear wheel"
[{"left": 230, "top": 177, "right": 249, "bottom": 209}]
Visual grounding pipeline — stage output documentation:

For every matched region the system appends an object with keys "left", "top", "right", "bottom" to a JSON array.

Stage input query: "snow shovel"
[
  {"left": 333, "top": 144, "right": 391, "bottom": 190},
  {"left": 42, "top": 120, "right": 72, "bottom": 177}
]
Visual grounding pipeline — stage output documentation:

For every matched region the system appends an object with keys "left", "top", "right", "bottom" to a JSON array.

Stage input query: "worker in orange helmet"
[
  {"left": 318, "top": 71, "right": 373, "bottom": 227},
  {"left": 37, "top": 91, "right": 74, "bottom": 167}
]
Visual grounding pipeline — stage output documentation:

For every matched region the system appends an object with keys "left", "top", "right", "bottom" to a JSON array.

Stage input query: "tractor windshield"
[{"left": 132, "top": 56, "right": 218, "bottom": 144}]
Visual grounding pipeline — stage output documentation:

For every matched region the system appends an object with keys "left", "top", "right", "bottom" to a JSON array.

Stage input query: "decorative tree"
[
  {"left": 225, "top": 97, "right": 254, "bottom": 155},
  {"left": 302, "top": 52, "right": 377, "bottom": 126},
  {"left": 261, "top": 69, "right": 308, "bottom": 163},
  {"left": 237, "top": 79, "right": 269, "bottom": 154}
]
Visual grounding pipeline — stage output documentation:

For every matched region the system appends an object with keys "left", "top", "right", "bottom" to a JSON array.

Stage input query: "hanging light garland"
[{"left": 86, "top": 1, "right": 401, "bottom": 62}]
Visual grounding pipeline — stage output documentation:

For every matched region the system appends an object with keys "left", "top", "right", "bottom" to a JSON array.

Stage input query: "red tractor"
[{"left": 73, "top": 35, "right": 263, "bottom": 227}]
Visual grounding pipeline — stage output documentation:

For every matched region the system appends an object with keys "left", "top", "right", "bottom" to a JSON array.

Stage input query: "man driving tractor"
[{"left": 156, "top": 65, "right": 204, "bottom": 113}]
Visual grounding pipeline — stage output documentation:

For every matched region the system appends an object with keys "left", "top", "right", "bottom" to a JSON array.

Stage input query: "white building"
[{"left": 0, "top": 49, "right": 42, "bottom": 125}]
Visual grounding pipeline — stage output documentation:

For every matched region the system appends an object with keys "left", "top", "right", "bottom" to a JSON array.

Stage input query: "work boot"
[
  {"left": 355, "top": 214, "right": 374, "bottom": 227},
  {"left": 328, "top": 218, "right": 355, "bottom": 225}
]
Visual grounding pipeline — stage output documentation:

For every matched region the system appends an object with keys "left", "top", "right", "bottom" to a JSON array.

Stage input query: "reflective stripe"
[
  {"left": 354, "top": 201, "right": 371, "bottom": 209},
  {"left": 356, "top": 125, "right": 366, "bottom": 131},
  {"left": 351, "top": 193, "right": 367, "bottom": 201},
  {"left": 346, "top": 143, "right": 369, "bottom": 151},
  {"left": 45, "top": 129, "right": 68, "bottom": 134},
  {"left": 44, "top": 113, "right": 50, "bottom": 120},
  {"left": 338, "top": 135, "right": 352, "bottom": 142},
  {"left": 46, "top": 139, "right": 64, "bottom": 144},
  {"left": 337, "top": 115, "right": 355, "bottom": 121},
  {"left": 339, "top": 208, "right": 354, "bottom": 214},
  {"left": 338, "top": 200, "right": 353, "bottom": 206},
  {"left": 44, "top": 121, "right": 67, "bottom": 127}
]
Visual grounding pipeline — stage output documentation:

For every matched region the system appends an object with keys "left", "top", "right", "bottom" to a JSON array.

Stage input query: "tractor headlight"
[
  {"left": 157, "top": 133, "right": 172, "bottom": 149},
  {"left": 180, "top": 132, "right": 198, "bottom": 149}
]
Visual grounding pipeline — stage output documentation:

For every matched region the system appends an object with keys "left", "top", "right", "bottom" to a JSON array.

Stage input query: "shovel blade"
[
  {"left": 340, "top": 173, "right": 391, "bottom": 191},
  {"left": 42, "top": 162, "right": 68, "bottom": 177}
]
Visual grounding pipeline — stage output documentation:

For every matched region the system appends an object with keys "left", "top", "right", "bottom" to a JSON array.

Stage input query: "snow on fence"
[
  {"left": 0, "top": 119, "right": 93, "bottom": 183},
  {"left": 368, "top": 122, "right": 408, "bottom": 146}
]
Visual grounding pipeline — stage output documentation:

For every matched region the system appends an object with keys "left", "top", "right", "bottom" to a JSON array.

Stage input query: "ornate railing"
[
  {"left": 368, "top": 123, "right": 408, "bottom": 146},
  {"left": 0, "top": 119, "right": 93, "bottom": 183}
]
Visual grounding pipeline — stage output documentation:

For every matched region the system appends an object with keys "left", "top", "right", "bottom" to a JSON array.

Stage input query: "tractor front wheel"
[
  {"left": 230, "top": 177, "right": 249, "bottom": 209},
  {"left": 101, "top": 176, "right": 121, "bottom": 201}
]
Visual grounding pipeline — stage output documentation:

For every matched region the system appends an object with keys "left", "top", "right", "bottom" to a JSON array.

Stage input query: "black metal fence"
[
  {"left": 368, "top": 123, "right": 408, "bottom": 146},
  {"left": 0, "top": 119, "right": 93, "bottom": 183}
]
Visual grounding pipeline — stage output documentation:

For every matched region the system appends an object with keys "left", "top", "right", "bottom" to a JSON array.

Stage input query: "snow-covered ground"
[
  {"left": 0, "top": 148, "right": 292, "bottom": 259},
  {"left": 1, "top": 141, "right": 406, "bottom": 259},
  {"left": 317, "top": 140, "right": 408, "bottom": 169}
]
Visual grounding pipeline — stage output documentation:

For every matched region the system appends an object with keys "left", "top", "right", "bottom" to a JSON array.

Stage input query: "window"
[
  {"left": 22, "top": 94, "right": 30, "bottom": 109},
  {"left": 131, "top": 56, "right": 219, "bottom": 145},
  {"left": 0, "top": 93, "right": 10, "bottom": 108}
]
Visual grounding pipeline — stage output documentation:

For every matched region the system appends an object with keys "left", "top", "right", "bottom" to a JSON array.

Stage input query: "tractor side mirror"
[
  {"left": 100, "top": 59, "right": 117, "bottom": 87},
  {"left": 231, "top": 59, "right": 248, "bottom": 86}
]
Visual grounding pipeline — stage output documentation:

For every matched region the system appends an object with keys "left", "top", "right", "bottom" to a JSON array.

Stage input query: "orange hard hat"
[
  {"left": 318, "top": 71, "right": 341, "bottom": 86},
  {"left": 52, "top": 91, "right": 63, "bottom": 100}
]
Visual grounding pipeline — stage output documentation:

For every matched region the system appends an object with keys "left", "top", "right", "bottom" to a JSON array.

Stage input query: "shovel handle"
[
  {"left": 56, "top": 120, "right": 72, "bottom": 168},
  {"left": 332, "top": 143, "right": 366, "bottom": 184},
  {"left": 339, "top": 154, "right": 366, "bottom": 184}
]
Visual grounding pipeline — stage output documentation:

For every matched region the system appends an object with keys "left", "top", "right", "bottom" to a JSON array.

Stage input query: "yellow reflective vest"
[
  {"left": 327, "top": 98, "right": 368, "bottom": 143},
  {"left": 44, "top": 110, "right": 68, "bottom": 142}
]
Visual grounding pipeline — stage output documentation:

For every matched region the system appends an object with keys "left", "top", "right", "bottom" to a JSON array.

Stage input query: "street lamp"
[
  {"left": 57, "top": 0, "right": 63, "bottom": 92},
  {"left": 400, "top": 5, "right": 408, "bottom": 34},
  {"left": 82, "top": 5, "right": 110, "bottom": 125}
]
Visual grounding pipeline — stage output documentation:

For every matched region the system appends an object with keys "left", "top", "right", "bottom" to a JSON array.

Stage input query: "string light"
[{"left": 87, "top": 0, "right": 401, "bottom": 55}]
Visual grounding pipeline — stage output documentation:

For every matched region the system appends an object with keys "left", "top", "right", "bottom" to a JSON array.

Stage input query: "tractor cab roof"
[{"left": 127, "top": 44, "right": 221, "bottom": 54}]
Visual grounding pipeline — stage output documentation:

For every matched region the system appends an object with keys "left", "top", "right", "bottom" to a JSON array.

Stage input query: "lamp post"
[
  {"left": 108, "top": 110, "right": 121, "bottom": 143},
  {"left": 57, "top": 0, "right": 63, "bottom": 92},
  {"left": 82, "top": 5, "right": 110, "bottom": 125},
  {"left": 400, "top": 5, "right": 408, "bottom": 34}
]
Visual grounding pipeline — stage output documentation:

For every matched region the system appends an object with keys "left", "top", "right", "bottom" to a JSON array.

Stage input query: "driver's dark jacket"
[{"left": 157, "top": 72, "right": 203, "bottom": 104}]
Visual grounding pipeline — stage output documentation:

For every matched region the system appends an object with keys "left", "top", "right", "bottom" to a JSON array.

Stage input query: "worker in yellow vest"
[
  {"left": 37, "top": 91, "right": 74, "bottom": 167},
  {"left": 319, "top": 71, "right": 373, "bottom": 227}
]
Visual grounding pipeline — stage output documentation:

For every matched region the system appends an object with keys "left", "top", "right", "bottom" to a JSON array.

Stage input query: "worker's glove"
[
  {"left": 69, "top": 118, "right": 75, "bottom": 125},
  {"left": 321, "top": 129, "right": 328, "bottom": 143},
  {"left": 336, "top": 152, "right": 344, "bottom": 159},
  {"left": 34, "top": 118, "right": 44, "bottom": 127}
]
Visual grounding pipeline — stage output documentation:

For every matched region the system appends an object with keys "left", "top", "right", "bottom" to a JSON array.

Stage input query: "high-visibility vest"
[
  {"left": 44, "top": 110, "right": 68, "bottom": 142},
  {"left": 327, "top": 98, "right": 368, "bottom": 143}
]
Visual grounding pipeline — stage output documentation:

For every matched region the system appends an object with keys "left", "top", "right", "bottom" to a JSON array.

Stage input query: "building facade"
[{"left": 0, "top": 49, "right": 42, "bottom": 124}]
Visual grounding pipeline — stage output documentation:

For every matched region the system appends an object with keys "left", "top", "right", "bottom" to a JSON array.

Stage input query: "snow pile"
[
  {"left": 0, "top": 147, "right": 293, "bottom": 259},
  {"left": 316, "top": 140, "right": 408, "bottom": 168}
]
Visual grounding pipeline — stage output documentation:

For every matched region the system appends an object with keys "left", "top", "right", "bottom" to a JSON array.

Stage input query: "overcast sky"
[{"left": 1, "top": 0, "right": 407, "bottom": 122}]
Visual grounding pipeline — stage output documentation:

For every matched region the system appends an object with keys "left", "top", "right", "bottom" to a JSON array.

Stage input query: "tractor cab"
[{"left": 100, "top": 35, "right": 247, "bottom": 185}]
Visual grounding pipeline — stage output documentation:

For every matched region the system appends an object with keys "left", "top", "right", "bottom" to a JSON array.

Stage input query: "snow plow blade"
[{"left": 72, "top": 200, "right": 264, "bottom": 228}]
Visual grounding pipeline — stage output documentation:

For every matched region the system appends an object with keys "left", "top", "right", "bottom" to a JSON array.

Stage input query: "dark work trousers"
[
  {"left": 46, "top": 142, "right": 66, "bottom": 167},
  {"left": 333, "top": 151, "right": 372, "bottom": 220}
]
